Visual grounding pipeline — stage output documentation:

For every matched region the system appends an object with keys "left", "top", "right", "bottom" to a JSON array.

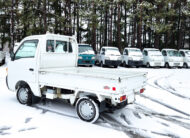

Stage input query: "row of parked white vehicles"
[{"left": 95, "top": 47, "right": 190, "bottom": 68}]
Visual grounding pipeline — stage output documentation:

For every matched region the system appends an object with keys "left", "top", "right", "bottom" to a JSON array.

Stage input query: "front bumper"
[
  {"left": 128, "top": 60, "right": 143, "bottom": 67},
  {"left": 168, "top": 62, "right": 183, "bottom": 67},
  {"left": 105, "top": 60, "right": 122, "bottom": 66},
  {"left": 149, "top": 61, "right": 165, "bottom": 67},
  {"left": 78, "top": 59, "right": 95, "bottom": 66}
]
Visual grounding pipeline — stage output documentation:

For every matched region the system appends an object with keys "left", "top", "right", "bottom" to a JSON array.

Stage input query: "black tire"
[
  {"left": 100, "top": 61, "right": 104, "bottom": 67},
  {"left": 146, "top": 63, "right": 151, "bottom": 68},
  {"left": 165, "top": 63, "right": 170, "bottom": 68},
  {"left": 76, "top": 97, "right": 99, "bottom": 123},
  {"left": 16, "top": 85, "right": 39, "bottom": 106},
  {"left": 2, "top": 58, "right": 5, "bottom": 65},
  {"left": 183, "top": 63, "right": 188, "bottom": 68},
  {"left": 114, "top": 65, "right": 118, "bottom": 68},
  {"left": 123, "top": 62, "right": 127, "bottom": 67}
]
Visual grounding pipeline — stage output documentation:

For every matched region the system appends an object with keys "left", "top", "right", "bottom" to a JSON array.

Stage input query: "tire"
[
  {"left": 146, "top": 63, "right": 150, "bottom": 68},
  {"left": 76, "top": 97, "right": 99, "bottom": 123},
  {"left": 114, "top": 65, "right": 118, "bottom": 68},
  {"left": 165, "top": 63, "right": 170, "bottom": 68},
  {"left": 100, "top": 61, "right": 104, "bottom": 67},
  {"left": 16, "top": 85, "right": 39, "bottom": 106},
  {"left": 183, "top": 63, "right": 188, "bottom": 68},
  {"left": 2, "top": 58, "right": 5, "bottom": 65},
  {"left": 123, "top": 62, "right": 127, "bottom": 67}
]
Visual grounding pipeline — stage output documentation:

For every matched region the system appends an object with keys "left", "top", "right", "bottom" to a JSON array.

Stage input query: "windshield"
[
  {"left": 128, "top": 49, "right": 142, "bottom": 55},
  {"left": 167, "top": 50, "right": 181, "bottom": 57},
  {"left": 148, "top": 50, "right": 162, "bottom": 56},
  {"left": 79, "top": 45, "right": 94, "bottom": 54},
  {"left": 185, "top": 51, "right": 190, "bottom": 56},
  {"left": 105, "top": 48, "right": 120, "bottom": 55}
]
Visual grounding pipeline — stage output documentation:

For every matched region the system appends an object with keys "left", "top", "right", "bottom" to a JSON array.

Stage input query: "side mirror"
[{"left": 10, "top": 51, "right": 15, "bottom": 61}]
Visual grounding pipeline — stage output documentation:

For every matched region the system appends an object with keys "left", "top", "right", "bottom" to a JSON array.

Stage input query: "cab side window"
[
  {"left": 15, "top": 40, "right": 38, "bottom": 60},
  {"left": 46, "top": 40, "right": 54, "bottom": 52},
  {"left": 101, "top": 48, "right": 105, "bottom": 55},
  {"left": 125, "top": 49, "right": 128, "bottom": 55}
]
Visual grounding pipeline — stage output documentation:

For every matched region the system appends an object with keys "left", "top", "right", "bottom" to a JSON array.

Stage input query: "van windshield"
[
  {"left": 105, "top": 48, "right": 120, "bottom": 55},
  {"left": 167, "top": 50, "right": 181, "bottom": 57},
  {"left": 79, "top": 45, "right": 94, "bottom": 54}
]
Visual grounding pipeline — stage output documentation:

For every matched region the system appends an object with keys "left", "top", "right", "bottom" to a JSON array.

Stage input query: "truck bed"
[{"left": 39, "top": 67, "right": 147, "bottom": 96}]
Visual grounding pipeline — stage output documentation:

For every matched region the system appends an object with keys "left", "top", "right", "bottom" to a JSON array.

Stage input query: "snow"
[{"left": 1, "top": 64, "right": 190, "bottom": 138}]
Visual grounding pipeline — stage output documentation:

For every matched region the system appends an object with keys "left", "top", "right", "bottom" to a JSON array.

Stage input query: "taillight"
[
  {"left": 140, "top": 88, "right": 145, "bottom": 94},
  {"left": 112, "top": 87, "right": 116, "bottom": 91},
  {"left": 120, "top": 95, "right": 126, "bottom": 102}
]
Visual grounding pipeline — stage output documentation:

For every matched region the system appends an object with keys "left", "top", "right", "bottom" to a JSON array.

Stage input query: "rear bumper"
[
  {"left": 128, "top": 60, "right": 143, "bottom": 66},
  {"left": 105, "top": 60, "right": 121, "bottom": 66}
]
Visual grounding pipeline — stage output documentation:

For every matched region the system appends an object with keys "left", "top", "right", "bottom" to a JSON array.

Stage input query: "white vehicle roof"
[
  {"left": 102, "top": 46, "right": 119, "bottom": 50},
  {"left": 78, "top": 43, "right": 91, "bottom": 46},
  {"left": 179, "top": 49, "right": 190, "bottom": 52},
  {"left": 143, "top": 48, "right": 159, "bottom": 51},
  {"left": 162, "top": 48, "right": 178, "bottom": 51},
  {"left": 124, "top": 47, "right": 141, "bottom": 50}
]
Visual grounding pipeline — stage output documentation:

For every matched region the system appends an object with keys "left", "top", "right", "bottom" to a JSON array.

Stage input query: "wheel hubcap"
[
  {"left": 79, "top": 100, "right": 95, "bottom": 120},
  {"left": 18, "top": 88, "right": 28, "bottom": 103}
]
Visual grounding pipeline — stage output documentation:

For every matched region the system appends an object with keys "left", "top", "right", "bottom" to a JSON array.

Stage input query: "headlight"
[
  {"left": 91, "top": 56, "right": 95, "bottom": 60},
  {"left": 128, "top": 57, "right": 133, "bottom": 60},
  {"left": 78, "top": 56, "right": 82, "bottom": 59},
  {"left": 105, "top": 57, "right": 110, "bottom": 60}
]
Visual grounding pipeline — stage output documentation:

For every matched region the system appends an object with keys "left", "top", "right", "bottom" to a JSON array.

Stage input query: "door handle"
[{"left": 29, "top": 68, "right": 34, "bottom": 71}]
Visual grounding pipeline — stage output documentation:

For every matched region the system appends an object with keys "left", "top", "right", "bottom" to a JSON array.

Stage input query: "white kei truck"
[{"left": 6, "top": 34, "right": 147, "bottom": 123}]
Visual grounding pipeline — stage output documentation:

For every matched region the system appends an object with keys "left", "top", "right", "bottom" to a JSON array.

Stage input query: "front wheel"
[
  {"left": 17, "top": 86, "right": 32, "bottom": 106},
  {"left": 183, "top": 63, "right": 188, "bottom": 68},
  {"left": 76, "top": 97, "right": 99, "bottom": 123},
  {"left": 165, "top": 63, "right": 170, "bottom": 68}
]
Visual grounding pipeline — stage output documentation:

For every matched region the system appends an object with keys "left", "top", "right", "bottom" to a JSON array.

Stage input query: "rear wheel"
[
  {"left": 183, "top": 63, "right": 188, "bottom": 68},
  {"left": 165, "top": 63, "right": 170, "bottom": 68},
  {"left": 123, "top": 62, "right": 127, "bottom": 67},
  {"left": 146, "top": 63, "right": 150, "bottom": 68},
  {"left": 76, "top": 97, "right": 99, "bottom": 123}
]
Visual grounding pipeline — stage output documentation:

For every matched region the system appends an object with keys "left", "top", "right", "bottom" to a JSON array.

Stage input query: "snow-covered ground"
[{"left": 1, "top": 64, "right": 190, "bottom": 138}]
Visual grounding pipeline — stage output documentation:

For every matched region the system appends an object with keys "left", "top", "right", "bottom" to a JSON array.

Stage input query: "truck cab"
[
  {"left": 96, "top": 46, "right": 122, "bottom": 68},
  {"left": 122, "top": 47, "right": 143, "bottom": 67},
  {"left": 143, "top": 48, "right": 164, "bottom": 68},
  {"left": 161, "top": 49, "right": 183, "bottom": 68},
  {"left": 179, "top": 49, "right": 190, "bottom": 68},
  {"left": 78, "top": 44, "right": 95, "bottom": 67}
]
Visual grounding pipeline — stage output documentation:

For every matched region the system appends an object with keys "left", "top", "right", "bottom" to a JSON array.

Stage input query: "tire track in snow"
[{"left": 139, "top": 94, "right": 190, "bottom": 117}]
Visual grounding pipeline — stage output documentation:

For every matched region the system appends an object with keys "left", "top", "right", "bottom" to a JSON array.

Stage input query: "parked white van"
[
  {"left": 161, "top": 49, "right": 183, "bottom": 68},
  {"left": 179, "top": 49, "right": 190, "bottom": 68},
  {"left": 122, "top": 47, "right": 143, "bottom": 67},
  {"left": 143, "top": 48, "right": 164, "bottom": 68},
  {"left": 96, "top": 46, "right": 122, "bottom": 68},
  {"left": 6, "top": 34, "right": 147, "bottom": 123}
]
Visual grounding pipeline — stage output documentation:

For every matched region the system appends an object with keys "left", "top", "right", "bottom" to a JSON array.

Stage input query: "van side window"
[
  {"left": 15, "top": 40, "right": 38, "bottom": 60},
  {"left": 126, "top": 49, "right": 128, "bottom": 55},
  {"left": 55, "top": 41, "right": 73, "bottom": 53},
  {"left": 46, "top": 40, "right": 54, "bottom": 52},
  {"left": 180, "top": 51, "right": 185, "bottom": 57}
]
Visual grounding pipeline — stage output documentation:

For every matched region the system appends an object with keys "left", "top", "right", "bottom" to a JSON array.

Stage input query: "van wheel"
[
  {"left": 165, "top": 63, "right": 170, "bottom": 68},
  {"left": 100, "top": 61, "right": 104, "bottom": 67},
  {"left": 183, "top": 63, "right": 188, "bottom": 68},
  {"left": 123, "top": 62, "right": 127, "bottom": 67},
  {"left": 17, "top": 85, "right": 32, "bottom": 106},
  {"left": 146, "top": 63, "right": 150, "bottom": 68},
  {"left": 76, "top": 97, "right": 99, "bottom": 123}
]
